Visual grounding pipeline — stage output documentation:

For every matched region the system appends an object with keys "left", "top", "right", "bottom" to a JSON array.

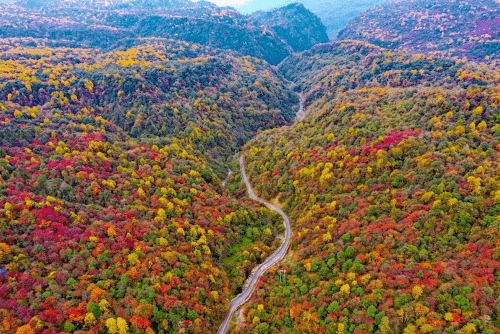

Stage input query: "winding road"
[{"left": 217, "top": 156, "right": 292, "bottom": 334}]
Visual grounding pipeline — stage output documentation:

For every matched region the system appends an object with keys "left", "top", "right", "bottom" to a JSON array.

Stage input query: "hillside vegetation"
[
  {"left": 249, "top": 3, "right": 329, "bottom": 52},
  {"left": 0, "top": 39, "right": 293, "bottom": 334},
  {"left": 236, "top": 41, "right": 500, "bottom": 333},
  {"left": 2, "top": 0, "right": 500, "bottom": 333},
  {"left": 237, "top": 0, "right": 387, "bottom": 40},
  {"left": 0, "top": 39, "right": 297, "bottom": 169}
]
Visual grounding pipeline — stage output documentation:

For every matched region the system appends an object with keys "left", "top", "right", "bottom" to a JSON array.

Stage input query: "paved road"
[{"left": 217, "top": 156, "right": 292, "bottom": 334}]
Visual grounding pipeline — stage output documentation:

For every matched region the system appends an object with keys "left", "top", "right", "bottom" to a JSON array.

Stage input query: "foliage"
[
  {"left": 0, "top": 41, "right": 285, "bottom": 333},
  {"left": 238, "top": 41, "right": 500, "bottom": 333},
  {"left": 249, "top": 3, "right": 329, "bottom": 52},
  {"left": 0, "top": 39, "right": 298, "bottom": 171}
]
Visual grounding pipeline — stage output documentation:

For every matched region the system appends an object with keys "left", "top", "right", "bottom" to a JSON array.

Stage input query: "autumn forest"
[{"left": 1, "top": 0, "right": 500, "bottom": 334}]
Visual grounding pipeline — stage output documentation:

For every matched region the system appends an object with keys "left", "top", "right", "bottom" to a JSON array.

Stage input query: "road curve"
[{"left": 217, "top": 156, "right": 292, "bottom": 334}]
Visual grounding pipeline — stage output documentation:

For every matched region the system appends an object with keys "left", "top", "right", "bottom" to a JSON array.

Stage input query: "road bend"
[{"left": 217, "top": 155, "right": 292, "bottom": 334}]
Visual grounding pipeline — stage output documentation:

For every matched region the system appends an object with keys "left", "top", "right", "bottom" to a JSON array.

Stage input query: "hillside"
[
  {"left": 0, "top": 0, "right": 329, "bottom": 64},
  {"left": 0, "top": 39, "right": 298, "bottom": 169},
  {"left": 232, "top": 41, "right": 500, "bottom": 333},
  {"left": 0, "top": 39, "right": 295, "bottom": 333},
  {"left": 307, "top": 0, "right": 387, "bottom": 39},
  {"left": 339, "top": 0, "right": 500, "bottom": 60}
]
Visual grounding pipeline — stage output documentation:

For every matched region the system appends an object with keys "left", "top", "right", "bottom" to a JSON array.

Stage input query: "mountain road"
[{"left": 216, "top": 155, "right": 292, "bottom": 334}]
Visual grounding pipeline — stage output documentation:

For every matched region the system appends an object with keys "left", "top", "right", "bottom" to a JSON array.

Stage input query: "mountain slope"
[
  {"left": 0, "top": 39, "right": 296, "bottom": 333},
  {"left": 339, "top": 0, "right": 500, "bottom": 60},
  {"left": 0, "top": 39, "right": 298, "bottom": 169},
  {"left": 233, "top": 41, "right": 500, "bottom": 333}
]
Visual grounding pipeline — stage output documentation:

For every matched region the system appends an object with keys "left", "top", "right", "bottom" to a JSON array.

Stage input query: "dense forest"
[
  {"left": 0, "top": 39, "right": 298, "bottom": 169},
  {"left": 236, "top": 40, "right": 500, "bottom": 333},
  {"left": 236, "top": 0, "right": 387, "bottom": 39},
  {"left": 0, "top": 39, "right": 293, "bottom": 333}
]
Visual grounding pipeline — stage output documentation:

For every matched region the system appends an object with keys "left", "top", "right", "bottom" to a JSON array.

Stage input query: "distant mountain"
[
  {"left": 250, "top": 3, "right": 328, "bottom": 52},
  {"left": 0, "top": 0, "right": 329, "bottom": 64},
  {"left": 339, "top": 0, "right": 500, "bottom": 60},
  {"left": 15, "top": 0, "right": 195, "bottom": 8},
  {"left": 237, "top": 0, "right": 388, "bottom": 39}
]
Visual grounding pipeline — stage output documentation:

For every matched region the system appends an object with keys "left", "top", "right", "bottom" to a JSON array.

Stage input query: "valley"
[{"left": 0, "top": 0, "right": 500, "bottom": 334}]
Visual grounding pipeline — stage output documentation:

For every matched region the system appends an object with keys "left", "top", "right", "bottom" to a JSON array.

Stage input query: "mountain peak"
[{"left": 250, "top": 2, "right": 329, "bottom": 52}]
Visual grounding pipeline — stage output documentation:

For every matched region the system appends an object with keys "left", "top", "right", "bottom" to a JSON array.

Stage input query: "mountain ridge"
[{"left": 0, "top": 0, "right": 329, "bottom": 64}]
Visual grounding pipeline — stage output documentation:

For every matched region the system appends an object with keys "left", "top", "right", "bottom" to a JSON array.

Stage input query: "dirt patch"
[{"left": 237, "top": 306, "right": 247, "bottom": 327}]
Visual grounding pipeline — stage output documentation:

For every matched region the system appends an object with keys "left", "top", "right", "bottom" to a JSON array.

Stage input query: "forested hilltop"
[
  {"left": 236, "top": 0, "right": 388, "bottom": 40},
  {"left": 237, "top": 41, "right": 500, "bottom": 333}
]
